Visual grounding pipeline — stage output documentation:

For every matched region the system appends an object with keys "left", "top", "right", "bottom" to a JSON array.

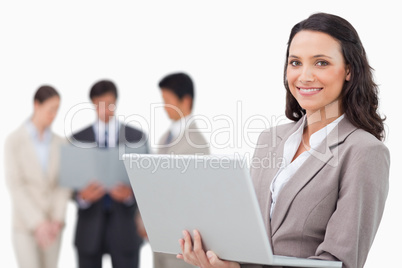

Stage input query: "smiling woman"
[
  {"left": 284, "top": 13, "right": 385, "bottom": 141},
  {"left": 286, "top": 31, "right": 350, "bottom": 117},
  {"left": 178, "top": 12, "right": 390, "bottom": 268}
]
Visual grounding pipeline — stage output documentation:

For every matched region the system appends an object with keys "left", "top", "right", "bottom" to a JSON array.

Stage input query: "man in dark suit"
[{"left": 71, "top": 80, "right": 147, "bottom": 268}]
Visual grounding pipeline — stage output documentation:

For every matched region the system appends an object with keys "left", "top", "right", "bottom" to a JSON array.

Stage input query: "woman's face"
[
  {"left": 286, "top": 30, "right": 350, "bottom": 117},
  {"left": 34, "top": 95, "right": 60, "bottom": 128}
]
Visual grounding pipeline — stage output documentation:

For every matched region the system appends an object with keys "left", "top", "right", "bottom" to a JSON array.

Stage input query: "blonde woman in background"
[{"left": 4, "top": 85, "right": 71, "bottom": 268}]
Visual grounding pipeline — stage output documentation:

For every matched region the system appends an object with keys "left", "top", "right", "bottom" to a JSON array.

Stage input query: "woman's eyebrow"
[
  {"left": 313, "top": 54, "right": 333, "bottom": 59},
  {"left": 288, "top": 54, "right": 333, "bottom": 59}
]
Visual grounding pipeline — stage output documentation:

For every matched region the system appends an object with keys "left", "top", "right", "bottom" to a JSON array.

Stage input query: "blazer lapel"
[
  {"left": 270, "top": 117, "right": 358, "bottom": 236},
  {"left": 117, "top": 124, "right": 125, "bottom": 145},
  {"left": 253, "top": 120, "right": 304, "bottom": 242},
  {"left": 21, "top": 126, "right": 47, "bottom": 184},
  {"left": 255, "top": 138, "right": 284, "bottom": 242},
  {"left": 157, "top": 122, "right": 194, "bottom": 154},
  {"left": 156, "top": 130, "right": 170, "bottom": 154},
  {"left": 47, "top": 135, "right": 60, "bottom": 184},
  {"left": 168, "top": 130, "right": 190, "bottom": 153}
]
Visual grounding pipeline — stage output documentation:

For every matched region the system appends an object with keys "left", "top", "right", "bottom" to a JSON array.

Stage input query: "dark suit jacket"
[{"left": 72, "top": 124, "right": 147, "bottom": 254}]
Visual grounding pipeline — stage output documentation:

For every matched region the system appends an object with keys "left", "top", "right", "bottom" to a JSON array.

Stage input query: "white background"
[{"left": 0, "top": 1, "right": 400, "bottom": 267}]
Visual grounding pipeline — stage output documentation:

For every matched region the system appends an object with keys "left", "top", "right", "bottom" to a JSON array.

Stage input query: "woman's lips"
[{"left": 297, "top": 87, "right": 323, "bottom": 95}]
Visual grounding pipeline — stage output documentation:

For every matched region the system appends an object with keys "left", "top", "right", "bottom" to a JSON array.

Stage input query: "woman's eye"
[
  {"left": 316, "top": 61, "right": 329, "bottom": 66},
  {"left": 289, "top": 61, "right": 301, "bottom": 66}
]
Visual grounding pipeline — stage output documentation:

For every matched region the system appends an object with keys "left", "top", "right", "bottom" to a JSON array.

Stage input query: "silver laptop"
[{"left": 123, "top": 154, "right": 342, "bottom": 268}]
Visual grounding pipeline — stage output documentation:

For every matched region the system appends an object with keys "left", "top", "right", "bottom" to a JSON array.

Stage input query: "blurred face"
[
  {"left": 286, "top": 30, "right": 350, "bottom": 116},
  {"left": 161, "top": 89, "right": 186, "bottom": 121},
  {"left": 91, "top": 92, "right": 117, "bottom": 123},
  {"left": 33, "top": 95, "right": 60, "bottom": 128}
]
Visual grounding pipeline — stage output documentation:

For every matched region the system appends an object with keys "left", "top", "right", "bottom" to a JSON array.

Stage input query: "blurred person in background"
[
  {"left": 136, "top": 72, "right": 209, "bottom": 268},
  {"left": 4, "top": 85, "right": 71, "bottom": 268},
  {"left": 70, "top": 80, "right": 148, "bottom": 268}
]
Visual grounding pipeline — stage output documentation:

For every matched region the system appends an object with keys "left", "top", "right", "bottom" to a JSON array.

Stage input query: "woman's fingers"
[
  {"left": 180, "top": 230, "right": 208, "bottom": 267},
  {"left": 206, "top": 250, "right": 241, "bottom": 268},
  {"left": 206, "top": 251, "right": 225, "bottom": 266},
  {"left": 178, "top": 229, "right": 241, "bottom": 268},
  {"left": 182, "top": 230, "right": 193, "bottom": 255},
  {"left": 193, "top": 229, "right": 211, "bottom": 267},
  {"left": 177, "top": 253, "right": 184, "bottom": 260},
  {"left": 177, "top": 239, "right": 186, "bottom": 260},
  {"left": 206, "top": 251, "right": 218, "bottom": 265},
  {"left": 35, "top": 221, "right": 57, "bottom": 249},
  {"left": 179, "top": 238, "right": 185, "bottom": 253},
  {"left": 181, "top": 230, "right": 198, "bottom": 265}
]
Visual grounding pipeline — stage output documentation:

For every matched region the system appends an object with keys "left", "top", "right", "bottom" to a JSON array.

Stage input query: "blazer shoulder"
[
  {"left": 186, "top": 124, "right": 208, "bottom": 143},
  {"left": 51, "top": 131, "right": 64, "bottom": 141},
  {"left": 4, "top": 125, "right": 28, "bottom": 147},
  {"left": 184, "top": 125, "right": 210, "bottom": 154},
  {"left": 72, "top": 125, "right": 94, "bottom": 142},
  {"left": 256, "top": 120, "right": 297, "bottom": 146},
  {"left": 51, "top": 132, "right": 70, "bottom": 147},
  {"left": 122, "top": 124, "right": 146, "bottom": 142},
  {"left": 340, "top": 129, "right": 390, "bottom": 171},
  {"left": 346, "top": 128, "right": 388, "bottom": 153}
]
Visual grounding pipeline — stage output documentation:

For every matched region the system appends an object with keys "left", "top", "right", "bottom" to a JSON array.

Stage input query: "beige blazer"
[
  {"left": 242, "top": 117, "right": 389, "bottom": 268},
  {"left": 157, "top": 121, "right": 210, "bottom": 155},
  {"left": 4, "top": 124, "right": 71, "bottom": 232}
]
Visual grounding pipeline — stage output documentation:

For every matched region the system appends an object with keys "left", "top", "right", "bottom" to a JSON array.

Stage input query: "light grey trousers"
[{"left": 13, "top": 231, "right": 62, "bottom": 268}]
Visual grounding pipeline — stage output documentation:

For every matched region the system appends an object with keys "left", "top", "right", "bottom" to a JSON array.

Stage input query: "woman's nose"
[{"left": 299, "top": 66, "right": 315, "bottom": 83}]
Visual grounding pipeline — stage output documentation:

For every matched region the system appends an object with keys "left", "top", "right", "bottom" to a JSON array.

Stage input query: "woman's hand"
[
  {"left": 177, "top": 229, "right": 240, "bottom": 268},
  {"left": 35, "top": 221, "right": 57, "bottom": 249},
  {"left": 50, "top": 221, "right": 63, "bottom": 236}
]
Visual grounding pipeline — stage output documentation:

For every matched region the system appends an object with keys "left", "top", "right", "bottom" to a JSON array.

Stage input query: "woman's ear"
[{"left": 346, "top": 65, "right": 351, "bottom": 81}]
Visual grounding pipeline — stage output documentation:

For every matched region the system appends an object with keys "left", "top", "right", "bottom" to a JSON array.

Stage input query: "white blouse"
[
  {"left": 26, "top": 120, "right": 52, "bottom": 172},
  {"left": 269, "top": 114, "right": 345, "bottom": 217}
]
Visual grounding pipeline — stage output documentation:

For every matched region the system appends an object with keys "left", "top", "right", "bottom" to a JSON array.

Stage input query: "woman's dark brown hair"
[
  {"left": 284, "top": 12, "right": 385, "bottom": 141},
  {"left": 34, "top": 85, "right": 60, "bottom": 103}
]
